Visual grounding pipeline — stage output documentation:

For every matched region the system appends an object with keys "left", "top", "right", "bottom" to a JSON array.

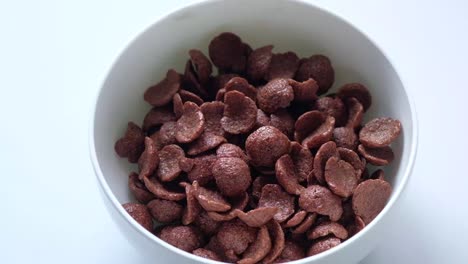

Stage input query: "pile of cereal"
[{"left": 115, "top": 32, "right": 401, "bottom": 263}]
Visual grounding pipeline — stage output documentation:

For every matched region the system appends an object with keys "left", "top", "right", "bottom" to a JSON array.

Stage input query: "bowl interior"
[{"left": 92, "top": 0, "right": 414, "bottom": 260}]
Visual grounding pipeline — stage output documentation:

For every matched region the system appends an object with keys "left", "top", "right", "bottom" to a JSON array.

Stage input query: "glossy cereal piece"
[
  {"left": 216, "top": 143, "right": 249, "bottom": 163},
  {"left": 186, "top": 154, "right": 217, "bottom": 185},
  {"left": 147, "top": 199, "right": 183, "bottom": 223},
  {"left": 275, "top": 154, "right": 305, "bottom": 195},
  {"left": 293, "top": 213, "right": 318, "bottom": 235},
  {"left": 238, "top": 225, "right": 272, "bottom": 264},
  {"left": 270, "top": 109, "right": 295, "bottom": 138},
  {"left": 359, "top": 117, "right": 402, "bottom": 148},
  {"left": 283, "top": 210, "right": 308, "bottom": 228},
  {"left": 144, "top": 69, "right": 181, "bottom": 107},
  {"left": 187, "top": 133, "right": 227, "bottom": 156},
  {"left": 345, "top": 97, "right": 364, "bottom": 129},
  {"left": 180, "top": 182, "right": 202, "bottom": 225},
  {"left": 209, "top": 32, "right": 247, "bottom": 73},
  {"left": 313, "top": 96, "right": 347, "bottom": 127},
  {"left": 295, "top": 55, "right": 335, "bottom": 95},
  {"left": 122, "top": 203, "right": 153, "bottom": 231},
  {"left": 194, "top": 211, "right": 221, "bottom": 236},
  {"left": 224, "top": 77, "right": 257, "bottom": 101},
  {"left": 216, "top": 219, "right": 257, "bottom": 255},
  {"left": 207, "top": 192, "right": 249, "bottom": 222},
  {"left": 172, "top": 93, "right": 184, "bottom": 119},
  {"left": 179, "top": 89, "right": 204, "bottom": 106},
  {"left": 371, "top": 169, "right": 385, "bottom": 180},
  {"left": 189, "top": 49, "right": 212, "bottom": 85},
  {"left": 266, "top": 52, "right": 300, "bottom": 80},
  {"left": 143, "top": 176, "right": 186, "bottom": 201},
  {"left": 313, "top": 141, "right": 339, "bottom": 184},
  {"left": 159, "top": 225, "right": 204, "bottom": 252},
  {"left": 333, "top": 127, "right": 358, "bottom": 150},
  {"left": 301, "top": 115, "right": 335, "bottom": 149},
  {"left": 262, "top": 220, "right": 285, "bottom": 264},
  {"left": 308, "top": 221, "right": 348, "bottom": 240},
  {"left": 192, "top": 248, "right": 221, "bottom": 261},
  {"left": 212, "top": 157, "right": 252, "bottom": 197},
  {"left": 258, "top": 184, "right": 295, "bottom": 223},
  {"left": 175, "top": 101, "right": 205, "bottom": 143},
  {"left": 275, "top": 240, "right": 306, "bottom": 262},
  {"left": 288, "top": 78, "right": 319, "bottom": 102},
  {"left": 352, "top": 179, "right": 392, "bottom": 224},
  {"left": 138, "top": 137, "right": 159, "bottom": 179},
  {"left": 307, "top": 237, "right": 341, "bottom": 256},
  {"left": 299, "top": 185, "right": 343, "bottom": 221},
  {"left": 115, "top": 122, "right": 145, "bottom": 163},
  {"left": 294, "top": 110, "right": 326, "bottom": 143},
  {"left": 235, "top": 207, "right": 278, "bottom": 228},
  {"left": 128, "top": 172, "right": 155, "bottom": 203},
  {"left": 257, "top": 78, "right": 294, "bottom": 113},
  {"left": 156, "top": 144, "right": 184, "bottom": 182},
  {"left": 338, "top": 147, "right": 364, "bottom": 179},
  {"left": 245, "top": 126, "right": 291, "bottom": 167},
  {"left": 142, "top": 105, "right": 177, "bottom": 132},
  {"left": 221, "top": 91, "right": 257, "bottom": 134},
  {"left": 193, "top": 181, "right": 231, "bottom": 212},
  {"left": 357, "top": 144, "right": 395, "bottom": 166},
  {"left": 246, "top": 45, "right": 273, "bottom": 82},
  {"left": 290, "top": 142, "right": 314, "bottom": 182},
  {"left": 338, "top": 83, "right": 372, "bottom": 111},
  {"left": 200, "top": 101, "right": 225, "bottom": 136},
  {"left": 324, "top": 157, "right": 357, "bottom": 198}
]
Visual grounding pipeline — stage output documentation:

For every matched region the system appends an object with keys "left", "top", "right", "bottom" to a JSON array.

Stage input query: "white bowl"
[{"left": 89, "top": 0, "right": 418, "bottom": 263}]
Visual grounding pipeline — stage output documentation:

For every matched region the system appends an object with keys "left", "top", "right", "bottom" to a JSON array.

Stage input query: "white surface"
[{"left": 1, "top": 0, "right": 467, "bottom": 263}]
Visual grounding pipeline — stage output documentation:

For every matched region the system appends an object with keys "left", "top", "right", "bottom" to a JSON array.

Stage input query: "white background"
[{"left": 1, "top": 0, "right": 468, "bottom": 263}]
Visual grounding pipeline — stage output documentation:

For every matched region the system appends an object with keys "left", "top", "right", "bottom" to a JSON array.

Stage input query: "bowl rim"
[{"left": 89, "top": 0, "right": 419, "bottom": 263}]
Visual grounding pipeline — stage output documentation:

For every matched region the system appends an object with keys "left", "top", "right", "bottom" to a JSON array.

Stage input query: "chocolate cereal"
[
  {"left": 122, "top": 203, "right": 153, "bottom": 231},
  {"left": 144, "top": 69, "right": 181, "bottom": 107},
  {"left": 175, "top": 102, "right": 205, "bottom": 143},
  {"left": 115, "top": 122, "right": 145, "bottom": 163},
  {"left": 115, "top": 32, "right": 402, "bottom": 262},
  {"left": 246, "top": 45, "right": 273, "bottom": 82},
  {"left": 359, "top": 117, "right": 402, "bottom": 148},
  {"left": 212, "top": 157, "right": 252, "bottom": 197},
  {"left": 221, "top": 90, "right": 257, "bottom": 134},
  {"left": 257, "top": 78, "right": 294, "bottom": 113}
]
